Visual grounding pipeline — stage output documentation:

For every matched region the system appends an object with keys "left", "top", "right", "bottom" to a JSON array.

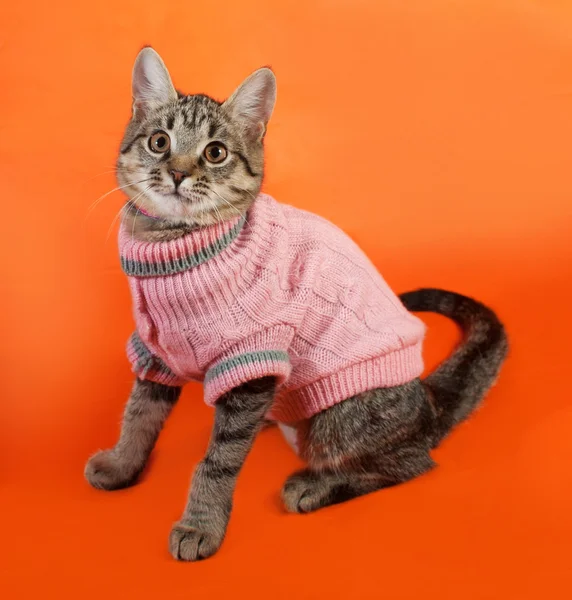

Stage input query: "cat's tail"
[{"left": 399, "top": 288, "right": 508, "bottom": 445}]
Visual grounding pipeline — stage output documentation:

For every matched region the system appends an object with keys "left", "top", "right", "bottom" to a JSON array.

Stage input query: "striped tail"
[{"left": 400, "top": 288, "right": 508, "bottom": 443}]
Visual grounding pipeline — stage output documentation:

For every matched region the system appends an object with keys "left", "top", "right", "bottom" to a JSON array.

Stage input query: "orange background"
[{"left": 1, "top": 0, "right": 571, "bottom": 598}]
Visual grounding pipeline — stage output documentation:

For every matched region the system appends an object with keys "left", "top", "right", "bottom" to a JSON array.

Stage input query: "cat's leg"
[
  {"left": 281, "top": 379, "right": 437, "bottom": 513},
  {"left": 169, "top": 376, "right": 276, "bottom": 562},
  {"left": 85, "top": 379, "right": 181, "bottom": 490}
]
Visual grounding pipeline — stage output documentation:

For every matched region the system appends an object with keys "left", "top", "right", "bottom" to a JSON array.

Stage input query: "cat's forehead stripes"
[{"left": 154, "top": 95, "right": 230, "bottom": 143}]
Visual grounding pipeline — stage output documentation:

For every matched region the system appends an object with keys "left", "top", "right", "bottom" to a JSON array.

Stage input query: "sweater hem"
[{"left": 268, "top": 343, "right": 424, "bottom": 423}]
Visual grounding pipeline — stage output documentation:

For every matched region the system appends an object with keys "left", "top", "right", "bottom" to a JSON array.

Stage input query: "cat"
[{"left": 85, "top": 47, "right": 508, "bottom": 562}]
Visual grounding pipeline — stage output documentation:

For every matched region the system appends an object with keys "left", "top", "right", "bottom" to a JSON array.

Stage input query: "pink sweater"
[{"left": 120, "top": 194, "right": 425, "bottom": 422}]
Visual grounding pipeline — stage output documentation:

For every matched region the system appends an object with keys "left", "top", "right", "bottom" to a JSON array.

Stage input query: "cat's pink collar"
[{"left": 127, "top": 202, "right": 161, "bottom": 220}]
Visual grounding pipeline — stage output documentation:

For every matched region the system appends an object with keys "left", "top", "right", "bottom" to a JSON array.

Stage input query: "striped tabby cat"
[{"left": 85, "top": 48, "right": 508, "bottom": 561}]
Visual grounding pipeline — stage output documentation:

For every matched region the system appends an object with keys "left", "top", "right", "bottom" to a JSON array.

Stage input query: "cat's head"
[{"left": 117, "top": 47, "right": 276, "bottom": 228}]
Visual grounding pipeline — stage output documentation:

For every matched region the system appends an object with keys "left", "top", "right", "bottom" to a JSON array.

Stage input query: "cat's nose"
[{"left": 170, "top": 170, "right": 188, "bottom": 186}]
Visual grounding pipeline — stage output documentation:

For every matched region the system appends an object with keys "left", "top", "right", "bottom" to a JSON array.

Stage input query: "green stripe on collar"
[{"left": 121, "top": 216, "right": 246, "bottom": 277}]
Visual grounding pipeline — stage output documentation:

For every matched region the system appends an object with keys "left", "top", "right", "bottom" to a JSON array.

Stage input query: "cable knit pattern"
[{"left": 120, "top": 194, "right": 426, "bottom": 422}]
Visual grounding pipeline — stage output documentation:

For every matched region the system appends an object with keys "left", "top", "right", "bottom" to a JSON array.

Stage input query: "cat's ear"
[
  {"left": 224, "top": 68, "right": 276, "bottom": 141},
  {"left": 131, "top": 47, "right": 177, "bottom": 119}
]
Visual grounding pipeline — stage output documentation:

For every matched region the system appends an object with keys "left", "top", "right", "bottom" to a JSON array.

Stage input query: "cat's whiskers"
[
  {"left": 210, "top": 188, "right": 250, "bottom": 228},
  {"left": 212, "top": 202, "right": 224, "bottom": 227},
  {"left": 129, "top": 185, "right": 154, "bottom": 244},
  {"left": 105, "top": 185, "right": 150, "bottom": 243},
  {"left": 131, "top": 210, "right": 138, "bottom": 245},
  {"left": 239, "top": 188, "right": 257, "bottom": 201},
  {"left": 105, "top": 205, "right": 126, "bottom": 244},
  {"left": 84, "top": 167, "right": 148, "bottom": 183},
  {"left": 85, "top": 177, "right": 152, "bottom": 223}
]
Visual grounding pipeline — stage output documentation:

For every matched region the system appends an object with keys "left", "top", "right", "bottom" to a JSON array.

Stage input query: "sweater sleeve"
[
  {"left": 203, "top": 326, "right": 294, "bottom": 407},
  {"left": 126, "top": 331, "right": 186, "bottom": 387}
]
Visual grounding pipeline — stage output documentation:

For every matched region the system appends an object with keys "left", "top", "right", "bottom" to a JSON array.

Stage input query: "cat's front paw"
[
  {"left": 169, "top": 521, "right": 224, "bottom": 561},
  {"left": 84, "top": 449, "right": 140, "bottom": 490}
]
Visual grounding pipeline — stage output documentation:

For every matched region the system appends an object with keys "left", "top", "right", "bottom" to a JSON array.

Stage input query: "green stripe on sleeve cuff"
[{"left": 205, "top": 350, "right": 290, "bottom": 383}]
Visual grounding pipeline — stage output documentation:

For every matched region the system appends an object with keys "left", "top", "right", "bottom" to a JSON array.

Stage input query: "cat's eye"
[
  {"left": 204, "top": 142, "right": 228, "bottom": 164},
  {"left": 149, "top": 131, "right": 171, "bottom": 154}
]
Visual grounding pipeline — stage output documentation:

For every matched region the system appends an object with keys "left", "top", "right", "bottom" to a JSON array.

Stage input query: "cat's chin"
[
  {"left": 139, "top": 189, "right": 206, "bottom": 222},
  {"left": 124, "top": 200, "right": 230, "bottom": 240},
  {"left": 124, "top": 184, "right": 247, "bottom": 237}
]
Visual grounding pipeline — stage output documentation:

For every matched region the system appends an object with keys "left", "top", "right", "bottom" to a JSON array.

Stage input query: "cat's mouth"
[
  {"left": 165, "top": 192, "right": 200, "bottom": 206},
  {"left": 167, "top": 191, "right": 185, "bottom": 201},
  {"left": 142, "top": 190, "right": 190, "bottom": 208},
  {"left": 165, "top": 189, "right": 211, "bottom": 205}
]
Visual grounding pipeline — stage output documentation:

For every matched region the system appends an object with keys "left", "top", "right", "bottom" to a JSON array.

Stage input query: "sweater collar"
[{"left": 119, "top": 214, "right": 246, "bottom": 277}]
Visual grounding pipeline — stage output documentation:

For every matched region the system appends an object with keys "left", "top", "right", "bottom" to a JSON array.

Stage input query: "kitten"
[{"left": 85, "top": 47, "right": 508, "bottom": 562}]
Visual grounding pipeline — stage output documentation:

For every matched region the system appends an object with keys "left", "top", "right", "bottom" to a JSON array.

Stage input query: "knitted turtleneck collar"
[{"left": 119, "top": 213, "right": 246, "bottom": 277}]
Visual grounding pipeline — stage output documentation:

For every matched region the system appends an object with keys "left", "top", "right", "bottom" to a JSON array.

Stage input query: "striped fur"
[
  {"left": 400, "top": 288, "right": 509, "bottom": 442},
  {"left": 170, "top": 377, "right": 276, "bottom": 561},
  {"left": 85, "top": 379, "right": 181, "bottom": 490}
]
